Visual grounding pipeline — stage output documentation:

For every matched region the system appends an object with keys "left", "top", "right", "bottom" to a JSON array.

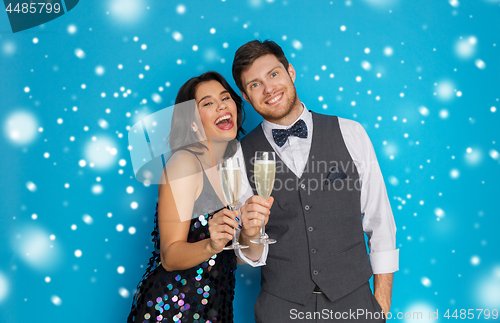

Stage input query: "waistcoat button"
[
  {"left": 313, "top": 270, "right": 319, "bottom": 275},
  {"left": 311, "top": 249, "right": 316, "bottom": 254},
  {"left": 308, "top": 227, "right": 313, "bottom": 232},
  {"left": 304, "top": 205, "right": 310, "bottom": 210}
]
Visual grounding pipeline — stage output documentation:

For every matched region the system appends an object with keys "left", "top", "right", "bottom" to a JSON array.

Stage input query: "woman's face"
[{"left": 194, "top": 80, "right": 238, "bottom": 141}]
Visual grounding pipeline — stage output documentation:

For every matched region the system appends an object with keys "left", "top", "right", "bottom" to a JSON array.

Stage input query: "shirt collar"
[{"left": 261, "top": 102, "right": 312, "bottom": 138}]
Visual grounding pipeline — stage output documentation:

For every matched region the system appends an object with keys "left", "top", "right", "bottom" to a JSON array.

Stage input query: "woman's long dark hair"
[{"left": 168, "top": 71, "right": 245, "bottom": 156}]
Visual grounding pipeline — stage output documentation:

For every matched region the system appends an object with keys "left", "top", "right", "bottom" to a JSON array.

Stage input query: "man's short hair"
[{"left": 232, "top": 40, "right": 289, "bottom": 95}]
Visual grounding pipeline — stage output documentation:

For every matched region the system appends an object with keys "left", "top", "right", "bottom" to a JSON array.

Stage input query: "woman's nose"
[{"left": 217, "top": 101, "right": 227, "bottom": 111}]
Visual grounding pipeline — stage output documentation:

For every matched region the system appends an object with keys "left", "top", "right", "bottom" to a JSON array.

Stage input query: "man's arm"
[
  {"left": 374, "top": 273, "right": 393, "bottom": 315},
  {"left": 233, "top": 144, "right": 270, "bottom": 266},
  {"left": 238, "top": 230, "right": 264, "bottom": 262},
  {"left": 339, "top": 119, "right": 398, "bottom": 312}
]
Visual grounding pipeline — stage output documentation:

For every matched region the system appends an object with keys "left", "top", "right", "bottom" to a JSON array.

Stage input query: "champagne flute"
[
  {"left": 219, "top": 156, "right": 249, "bottom": 250},
  {"left": 250, "top": 151, "right": 277, "bottom": 245}
]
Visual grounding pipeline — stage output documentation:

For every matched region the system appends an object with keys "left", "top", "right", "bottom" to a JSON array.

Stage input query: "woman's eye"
[
  {"left": 222, "top": 96, "right": 230, "bottom": 101},
  {"left": 203, "top": 102, "right": 213, "bottom": 107}
]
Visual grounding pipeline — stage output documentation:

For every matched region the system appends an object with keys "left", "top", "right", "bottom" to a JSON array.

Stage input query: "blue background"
[{"left": 1, "top": 0, "right": 499, "bottom": 322}]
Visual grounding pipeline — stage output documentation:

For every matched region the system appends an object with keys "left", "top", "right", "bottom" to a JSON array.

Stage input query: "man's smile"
[{"left": 265, "top": 92, "right": 284, "bottom": 106}]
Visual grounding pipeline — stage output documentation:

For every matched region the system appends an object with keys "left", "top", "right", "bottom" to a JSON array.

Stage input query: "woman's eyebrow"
[{"left": 197, "top": 95, "right": 211, "bottom": 104}]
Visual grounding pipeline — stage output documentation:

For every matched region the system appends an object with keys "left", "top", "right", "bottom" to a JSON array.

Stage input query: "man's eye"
[
  {"left": 251, "top": 83, "right": 258, "bottom": 89},
  {"left": 271, "top": 72, "right": 278, "bottom": 77}
]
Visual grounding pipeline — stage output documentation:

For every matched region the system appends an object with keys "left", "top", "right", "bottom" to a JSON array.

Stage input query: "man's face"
[{"left": 240, "top": 54, "right": 300, "bottom": 125}]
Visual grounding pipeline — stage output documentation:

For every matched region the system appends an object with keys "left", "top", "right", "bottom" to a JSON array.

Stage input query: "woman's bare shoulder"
[{"left": 165, "top": 150, "right": 203, "bottom": 181}]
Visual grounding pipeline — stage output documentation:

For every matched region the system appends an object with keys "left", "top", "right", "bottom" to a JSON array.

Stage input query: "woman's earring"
[{"left": 192, "top": 125, "right": 198, "bottom": 132}]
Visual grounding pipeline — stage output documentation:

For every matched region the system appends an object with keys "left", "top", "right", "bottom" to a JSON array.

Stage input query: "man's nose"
[{"left": 263, "top": 81, "right": 276, "bottom": 94}]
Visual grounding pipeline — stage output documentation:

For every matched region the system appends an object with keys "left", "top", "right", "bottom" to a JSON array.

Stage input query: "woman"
[{"left": 127, "top": 71, "right": 245, "bottom": 323}]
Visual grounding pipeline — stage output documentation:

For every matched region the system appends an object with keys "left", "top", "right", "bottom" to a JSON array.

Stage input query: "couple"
[{"left": 127, "top": 40, "right": 398, "bottom": 323}]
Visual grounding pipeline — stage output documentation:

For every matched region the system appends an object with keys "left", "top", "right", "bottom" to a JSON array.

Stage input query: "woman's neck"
[{"left": 197, "top": 138, "right": 229, "bottom": 168}]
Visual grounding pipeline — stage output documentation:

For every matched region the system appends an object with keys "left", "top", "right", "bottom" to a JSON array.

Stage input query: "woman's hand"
[{"left": 207, "top": 208, "right": 240, "bottom": 254}]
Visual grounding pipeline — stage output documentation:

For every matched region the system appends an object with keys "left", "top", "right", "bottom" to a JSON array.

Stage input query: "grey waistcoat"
[{"left": 241, "top": 112, "right": 373, "bottom": 305}]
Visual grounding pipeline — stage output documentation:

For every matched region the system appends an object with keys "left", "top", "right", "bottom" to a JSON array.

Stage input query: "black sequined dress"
[{"left": 127, "top": 160, "right": 236, "bottom": 323}]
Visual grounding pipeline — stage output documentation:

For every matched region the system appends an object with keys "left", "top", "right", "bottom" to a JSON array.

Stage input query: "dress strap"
[{"left": 178, "top": 149, "right": 205, "bottom": 171}]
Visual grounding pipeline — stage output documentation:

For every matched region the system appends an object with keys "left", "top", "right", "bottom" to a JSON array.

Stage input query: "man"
[{"left": 233, "top": 40, "right": 398, "bottom": 322}]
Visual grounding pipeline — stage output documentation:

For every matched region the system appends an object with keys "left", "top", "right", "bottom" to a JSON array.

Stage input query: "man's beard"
[{"left": 255, "top": 85, "right": 299, "bottom": 123}]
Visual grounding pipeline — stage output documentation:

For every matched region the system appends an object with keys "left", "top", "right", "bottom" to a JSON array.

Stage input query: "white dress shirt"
[{"left": 235, "top": 104, "right": 399, "bottom": 274}]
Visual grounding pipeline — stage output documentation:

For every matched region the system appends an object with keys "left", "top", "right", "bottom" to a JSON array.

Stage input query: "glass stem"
[
  {"left": 261, "top": 213, "right": 266, "bottom": 238},
  {"left": 230, "top": 205, "right": 238, "bottom": 246}
]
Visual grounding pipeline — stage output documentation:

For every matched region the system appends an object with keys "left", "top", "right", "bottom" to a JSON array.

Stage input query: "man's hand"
[
  {"left": 374, "top": 273, "right": 393, "bottom": 317},
  {"left": 239, "top": 195, "right": 273, "bottom": 239},
  {"left": 237, "top": 195, "right": 273, "bottom": 262}
]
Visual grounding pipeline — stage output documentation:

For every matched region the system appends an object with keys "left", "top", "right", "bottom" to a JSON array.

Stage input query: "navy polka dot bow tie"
[{"left": 272, "top": 119, "right": 308, "bottom": 147}]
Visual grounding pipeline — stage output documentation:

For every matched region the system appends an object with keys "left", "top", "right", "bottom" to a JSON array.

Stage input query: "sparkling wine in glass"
[
  {"left": 219, "top": 156, "right": 249, "bottom": 250},
  {"left": 251, "top": 151, "right": 277, "bottom": 245}
]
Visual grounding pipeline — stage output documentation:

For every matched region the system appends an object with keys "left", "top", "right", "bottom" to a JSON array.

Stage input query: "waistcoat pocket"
[{"left": 336, "top": 241, "right": 363, "bottom": 254}]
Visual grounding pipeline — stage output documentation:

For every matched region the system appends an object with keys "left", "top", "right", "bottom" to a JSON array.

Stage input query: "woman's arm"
[{"left": 157, "top": 151, "right": 238, "bottom": 271}]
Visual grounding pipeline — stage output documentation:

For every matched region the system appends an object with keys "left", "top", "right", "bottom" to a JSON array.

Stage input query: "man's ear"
[{"left": 288, "top": 63, "right": 296, "bottom": 83}]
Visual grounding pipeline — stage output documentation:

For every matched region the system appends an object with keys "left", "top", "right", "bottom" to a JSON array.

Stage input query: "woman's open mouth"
[{"left": 215, "top": 113, "right": 234, "bottom": 130}]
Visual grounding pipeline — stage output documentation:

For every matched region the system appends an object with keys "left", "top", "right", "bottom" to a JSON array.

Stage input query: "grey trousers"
[{"left": 255, "top": 282, "right": 386, "bottom": 323}]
